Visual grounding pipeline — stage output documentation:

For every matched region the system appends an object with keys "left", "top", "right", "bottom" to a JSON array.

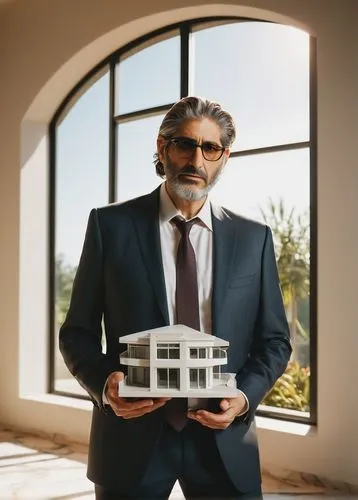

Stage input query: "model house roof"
[{"left": 119, "top": 324, "right": 229, "bottom": 346}]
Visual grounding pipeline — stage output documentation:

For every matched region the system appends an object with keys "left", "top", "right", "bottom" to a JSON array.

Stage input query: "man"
[{"left": 59, "top": 96, "right": 291, "bottom": 499}]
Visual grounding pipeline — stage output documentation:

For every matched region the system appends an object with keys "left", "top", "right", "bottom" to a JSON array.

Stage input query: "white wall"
[{"left": 0, "top": 0, "right": 357, "bottom": 486}]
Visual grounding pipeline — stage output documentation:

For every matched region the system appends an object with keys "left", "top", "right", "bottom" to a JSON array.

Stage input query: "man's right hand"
[{"left": 105, "top": 371, "right": 171, "bottom": 419}]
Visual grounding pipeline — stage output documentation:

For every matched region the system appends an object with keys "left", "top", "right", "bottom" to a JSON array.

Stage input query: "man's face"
[{"left": 157, "top": 118, "right": 230, "bottom": 202}]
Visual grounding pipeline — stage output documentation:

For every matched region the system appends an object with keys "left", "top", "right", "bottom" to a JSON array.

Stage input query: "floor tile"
[{"left": 0, "top": 425, "right": 354, "bottom": 499}]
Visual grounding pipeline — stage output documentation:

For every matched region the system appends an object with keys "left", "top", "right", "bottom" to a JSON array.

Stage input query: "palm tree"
[{"left": 260, "top": 198, "right": 310, "bottom": 361}]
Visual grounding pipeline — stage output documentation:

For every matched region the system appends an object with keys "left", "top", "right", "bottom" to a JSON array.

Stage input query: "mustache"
[{"left": 178, "top": 166, "right": 207, "bottom": 181}]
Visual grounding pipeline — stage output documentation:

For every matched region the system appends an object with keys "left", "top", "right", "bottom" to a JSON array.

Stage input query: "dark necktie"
[
  {"left": 172, "top": 216, "right": 200, "bottom": 330},
  {"left": 165, "top": 216, "right": 200, "bottom": 432}
]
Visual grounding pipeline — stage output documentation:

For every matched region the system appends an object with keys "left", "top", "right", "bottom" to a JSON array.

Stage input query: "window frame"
[
  {"left": 128, "top": 366, "right": 150, "bottom": 387},
  {"left": 49, "top": 16, "right": 317, "bottom": 425},
  {"left": 189, "top": 347, "right": 207, "bottom": 359},
  {"left": 128, "top": 344, "right": 150, "bottom": 359},
  {"left": 157, "top": 368, "right": 180, "bottom": 389},
  {"left": 189, "top": 368, "right": 207, "bottom": 389},
  {"left": 157, "top": 343, "right": 180, "bottom": 359},
  {"left": 212, "top": 347, "right": 227, "bottom": 359}
]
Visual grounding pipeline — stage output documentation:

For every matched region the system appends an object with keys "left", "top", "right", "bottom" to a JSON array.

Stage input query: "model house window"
[
  {"left": 190, "top": 368, "right": 206, "bottom": 389},
  {"left": 128, "top": 366, "right": 150, "bottom": 387},
  {"left": 128, "top": 345, "right": 149, "bottom": 359},
  {"left": 213, "top": 366, "right": 221, "bottom": 379},
  {"left": 212, "top": 348, "right": 227, "bottom": 359},
  {"left": 51, "top": 17, "right": 315, "bottom": 424},
  {"left": 189, "top": 348, "right": 207, "bottom": 359},
  {"left": 157, "top": 368, "right": 180, "bottom": 389},
  {"left": 157, "top": 343, "right": 180, "bottom": 359}
]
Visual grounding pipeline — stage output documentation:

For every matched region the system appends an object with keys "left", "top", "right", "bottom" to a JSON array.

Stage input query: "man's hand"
[
  {"left": 105, "top": 371, "right": 171, "bottom": 419},
  {"left": 187, "top": 393, "right": 248, "bottom": 430}
]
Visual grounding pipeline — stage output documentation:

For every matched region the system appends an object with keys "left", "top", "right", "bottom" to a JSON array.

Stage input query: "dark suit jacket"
[{"left": 59, "top": 185, "right": 291, "bottom": 493}]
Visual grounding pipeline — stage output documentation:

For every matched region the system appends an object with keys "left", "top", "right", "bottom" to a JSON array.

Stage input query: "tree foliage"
[
  {"left": 260, "top": 198, "right": 310, "bottom": 352},
  {"left": 55, "top": 254, "right": 77, "bottom": 328},
  {"left": 260, "top": 197, "right": 310, "bottom": 305},
  {"left": 260, "top": 198, "right": 311, "bottom": 411},
  {"left": 262, "top": 360, "right": 310, "bottom": 411}
]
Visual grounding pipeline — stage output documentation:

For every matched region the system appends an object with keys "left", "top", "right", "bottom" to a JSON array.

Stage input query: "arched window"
[{"left": 50, "top": 17, "right": 316, "bottom": 424}]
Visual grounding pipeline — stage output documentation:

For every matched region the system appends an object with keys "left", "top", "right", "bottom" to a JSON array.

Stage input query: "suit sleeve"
[
  {"left": 59, "top": 208, "right": 119, "bottom": 409},
  {"left": 236, "top": 225, "right": 292, "bottom": 421}
]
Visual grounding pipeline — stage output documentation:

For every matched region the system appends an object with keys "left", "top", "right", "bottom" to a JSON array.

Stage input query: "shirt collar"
[{"left": 159, "top": 182, "right": 213, "bottom": 231}]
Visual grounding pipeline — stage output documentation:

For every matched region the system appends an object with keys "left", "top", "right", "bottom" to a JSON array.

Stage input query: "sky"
[{"left": 56, "top": 20, "right": 310, "bottom": 267}]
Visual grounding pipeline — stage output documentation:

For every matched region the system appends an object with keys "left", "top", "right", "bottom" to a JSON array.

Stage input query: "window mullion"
[
  {"left": 180, "top": 23, "right": 190, "bottom": 98},
  {"left": 109, "top": 56, "right": 116, "bottom": 203}
]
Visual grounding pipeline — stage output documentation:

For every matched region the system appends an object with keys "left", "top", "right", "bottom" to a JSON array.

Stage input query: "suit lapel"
[
  {"left": 132, "top": 187, "right": 170, "bottom": 324},
  {"left": 211, "top": 204, "right": 236, "bottom": 335}
]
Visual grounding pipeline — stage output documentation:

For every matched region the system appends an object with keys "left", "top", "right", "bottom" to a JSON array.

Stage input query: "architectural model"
[{"left": 118, "top": 324, "right": 240, "bottom": 398}]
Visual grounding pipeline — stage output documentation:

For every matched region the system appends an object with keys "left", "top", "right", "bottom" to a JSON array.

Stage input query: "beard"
[{"left": 163, "top": 153, "right": 225, "bottom": 202}]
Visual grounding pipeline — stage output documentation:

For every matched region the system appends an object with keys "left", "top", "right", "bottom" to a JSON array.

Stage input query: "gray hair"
[{"left": 153, "top": 96, "right": 236, "bottom": 178}]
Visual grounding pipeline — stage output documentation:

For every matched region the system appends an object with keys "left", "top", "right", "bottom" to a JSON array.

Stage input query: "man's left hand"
[{"left": 187, "top": 393, "right": 248, "bottom": 430}]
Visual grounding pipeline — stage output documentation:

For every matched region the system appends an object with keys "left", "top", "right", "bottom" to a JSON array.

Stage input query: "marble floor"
[{"left": 0, "top": 426, "right": 355, "bottom": 499}]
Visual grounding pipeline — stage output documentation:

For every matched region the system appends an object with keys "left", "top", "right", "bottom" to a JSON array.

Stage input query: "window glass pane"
[
  {"left": 192, "top": 22, "right": 309, "bottom": 151},
  {"left": 199, "top": 348, "right": 206, "bottom": 358},
  {"left": 211, "top": 149, "right": 310, "bottom": 221},
  {"left": 54, "top": 71, "right": 109, "bottom": 396},
  {"left": 212, "top": 149, "right": 310, "bottom": 412},
  {"left": 144, "top": 368, "right": 150, "bottom": 386},
  {"left": 129, "top": 345, "right": 149, "bottom": 359},
  {"left": 169, "top": 369, "right": 180, "bottom": 389},
  {"left": 157, "top": 348, "right": 168, "bottom": 359},
  {"left": 116, "top": 34, "right": 180, "bottom": 115},
  {"left": 213, "top": 348, "right": 226, "bottom": 359},
  {"left": 190, "top": 369, "right": 198, "bottom": 388},
  {"left": 128, "top": 366, "right": 134, "bottom": 384},
  {"left": 169, "top": 348, "right": 180, "bottom": 359},
  {"left": 190, "top": 348, "right": 198, "bottom": 359},
  {"left": 136, "top": 367, "right": 145, "bottom": 385},
  {"left": 157, "top": 368, "right": 167, "bottom": 388},
  {"left": 129, "top": 366, "right": 149, "bottom": 387},
  {"left": 116, "top": 115, "right": 163, "bottom": 202},
  {"left": 199, "top": 369, "right": 206, "bottom": 388}
]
